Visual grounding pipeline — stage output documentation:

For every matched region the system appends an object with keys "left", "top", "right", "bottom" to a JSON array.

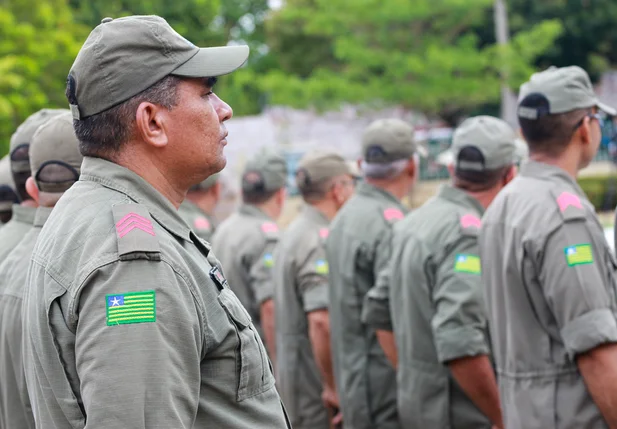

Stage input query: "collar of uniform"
[
  {"left": 301, "top": 204, "right": 329, "bottom": 226},
  {"left": 12, "top": 204, "right": 36, "bottom": 226},
  {"left": 34, "top": 206, "right": 53, "bottom": 228},
  {"left": 239, "top": 203, "right": 272, "bottom": 221},
  {"left": 80, "top": 157, "right": 192, "bottom": 242},
  {"left": 356, "top": 181, "right": 404, "bottom": 208},
  {"left": 520, "top": 160, "right": 586, "bottom": 196},
  {"left": 438, "top": 184, "right": 485, "bottom": 214}
]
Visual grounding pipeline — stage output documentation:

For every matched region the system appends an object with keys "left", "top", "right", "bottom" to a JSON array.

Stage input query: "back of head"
[
  {"left": 10, "top": 109, "right": 67, "bottom": 201},
  {"left": 450, "top": 115, "right": 518, "bottom": 192},
  {"left": 29, "top": 111, "right": 84, "bottom": 207},
  {"left": 360, "top": 118, "right": 425, "bottom": 180},
  {"left": 517, "top": 66, "right": 616, "bottom": 157},
  {"left": 295, "top": 149, "right": 356, "bottom": 204},
  {"left": 241, "top": 147, "right": 288, "bottom": 205},
  {"left": 0, "top": 155, "right": 19, "bottom": 223}
]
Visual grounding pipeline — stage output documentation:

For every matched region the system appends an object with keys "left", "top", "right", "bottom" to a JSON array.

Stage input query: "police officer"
[
  {"left": 178, "top": 173, "right": 220, "bottom": 241},
  {"left": 377, "top": 116, "right": 518, "bottom": 429},
  {"left": 212, "top": 147, "right": 287, "bottom": 359},
  {"left": 0, "top": 156, "right": 19, "bottom": 225},
  {"left": 0, "top": 111, "right": 82, "bottom": 429},
  {"left": 0, "top": 109, "right": 64, "bottom": 263},
  {"left": 274, "top": 149, "right": 356, "bottom": 429},
  {"left": 22, "top": 16, "right": 290, "bottom": 428},
  {"left": 326, "top": 118, "right": 422, "bottom": 429},
  {"left": 481, "top": 65, "right": 617, "bottom": 429}
]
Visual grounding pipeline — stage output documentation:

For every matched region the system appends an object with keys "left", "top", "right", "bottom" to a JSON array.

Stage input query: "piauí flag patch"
[
  {"left": 263, "top": 253, "right": 274, "bottom": 268},
  {"left": 106, "top": 290, "right": 156, "bottom": 326},
  {"left": 564, "top": 244, "right": 593, "bottom": 266},
  {"left": 315, "top": 259, "right": 329, "bottom": 275},
  {"left": 454, "top": 254, "right": 481, "bottom": 275}
]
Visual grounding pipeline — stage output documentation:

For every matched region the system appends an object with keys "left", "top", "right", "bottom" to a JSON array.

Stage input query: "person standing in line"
[
  {"left": 178, "top": 173, "right": 221, "bottom": 241},
  {"left": 0, "top": 156, "right": 20, "bottom": 225}
]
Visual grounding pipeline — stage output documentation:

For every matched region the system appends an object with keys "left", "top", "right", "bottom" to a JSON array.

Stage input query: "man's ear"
[
  {"left": 504, "top": 165, "right": 517, "bottom": 185},
  {"left": 25, "top": 176, "right": 39, "bottom": 204},
  {"left": 135, "top": 102, "right": 169, "bottom": 149},
  {"left": 577, "top": 116, "right": 592, "bottom": 147}
]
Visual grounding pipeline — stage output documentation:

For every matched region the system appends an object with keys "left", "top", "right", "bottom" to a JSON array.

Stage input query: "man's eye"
[{"left": 203, "top": 91, "right": 213, "bottom": 98}]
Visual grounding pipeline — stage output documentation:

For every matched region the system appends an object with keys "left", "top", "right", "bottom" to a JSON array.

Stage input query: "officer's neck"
[
  {"left": 309, "top": 199, "right": 338, "bottom": 221},
  {"left": 530, "top": 147, "right": 580, "bottom": 180},
  {"left": 364, "top": 177, "right": 409, "bottom": 201}
]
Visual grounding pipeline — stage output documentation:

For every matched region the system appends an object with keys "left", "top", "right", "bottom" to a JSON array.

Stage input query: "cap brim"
[
  {"left": 345, "top": 161, "right": 362, "bottom": 178},
  {"left": 172, "top": 45, "right": 250, "bottom": 78},
  {"left": 597, "top": 101, "right": 617, "bottom": 116},
  {"left": 436, "top": 149, "right": 454, "bottom": 167}
]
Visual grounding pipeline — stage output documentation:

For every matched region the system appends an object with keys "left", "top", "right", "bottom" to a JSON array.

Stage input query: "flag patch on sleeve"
[
  {"left": 454, "top": 254, "right": 481, "bottom": 275},
  {"left": 106, "top": 291, "right": 156, "bottom": 326},
  {"left": 564, "top": 244, "right": 593, "bottom": 266},
  {"left": 315, "top": 259, "right": 329, "bottom": 275},
  {"left": 263, "top": 253, "right": 274, "bottom": 268}
]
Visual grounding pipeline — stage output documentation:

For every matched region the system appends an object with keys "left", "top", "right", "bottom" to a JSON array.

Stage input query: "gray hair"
[{"left": 361, "top": 154, "right": 419, "bottom": 179}]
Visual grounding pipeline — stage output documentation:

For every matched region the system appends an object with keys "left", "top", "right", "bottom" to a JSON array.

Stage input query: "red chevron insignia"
[{"left": 116, "top": 212, "right": 155, "bottom": 238}]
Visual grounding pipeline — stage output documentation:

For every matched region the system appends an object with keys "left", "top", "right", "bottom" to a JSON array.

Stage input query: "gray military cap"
[
  {"left": 242, "top": 147, "right": 288, "bottom": 193},
  {"left": 295, "top": 149, "right": 354, "bottom": 191},
  {"left": 0, "top": 155, "right": 19, "bottom": 212},
  {"left": 9, "top": 109, "right": 67, "bottom": 175},
  {"left": 518, "top": 66, "right": 616, "bottom": 119},
  {"left": 67, "top": 15, "right": 250, "bottom": 120},
  {"left": 30, "top": 111, "right": 83, "bottom": 193},
  {"left": 450, "top": 115, "right": 518, "bottom": 171},
  {"left": 362, "top": 118, "right": 427, "bottom": 164}
]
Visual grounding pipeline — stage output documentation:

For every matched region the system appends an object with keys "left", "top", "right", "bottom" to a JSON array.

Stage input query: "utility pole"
[{"left": 494, "top": 0, "right": 517, "bottom": 126}]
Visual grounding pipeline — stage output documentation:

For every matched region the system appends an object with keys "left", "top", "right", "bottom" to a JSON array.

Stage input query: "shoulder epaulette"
[
  {"left": 260, "top": 221, "right": 279, "bottom": 240},
  {"left": 112, "top": 204, "right": 161, "bottom": 261},
  {"left": 458, "top": 212, "right": 482, "bottom": 237},
  {"left": 550, "top": 189, "right": 586, "bottom": 222},
  {"left": 382, "top": 207, "right": 404, "bottom": 223},
  {"left": 193, "top": 216, "right": 212, "bottom": 232}
]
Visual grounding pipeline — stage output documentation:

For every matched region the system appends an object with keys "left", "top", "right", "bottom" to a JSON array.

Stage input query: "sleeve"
[
  {"left": 249, "top": 232, "right": 278, "bottom": 305},
  {"left": 75, "top": 259, "right": 203, "bottom": 428},
  {"left": 539, "top": 221, "right": 617, "bottom": 358},
  {"left": 296, "top": 237, "right": 329, "bottom": 313},
  {"left": 432, "top": 236, "right": 490, "bottom": 363}
]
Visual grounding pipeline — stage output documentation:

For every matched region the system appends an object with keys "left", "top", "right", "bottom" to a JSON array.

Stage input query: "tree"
[
  {"left": 262, "top": 0, "right": 562, "bottom": 125},
  {"left": 0, "top": 0, "right": 86, "bottom": 155}
]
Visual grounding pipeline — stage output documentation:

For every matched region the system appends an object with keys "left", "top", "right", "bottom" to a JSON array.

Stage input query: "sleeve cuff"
[
  {"left": 561, "top": 308, "right": 617, "bottom": 358},
  {"left": 254, "top": 282, "right": 274, "bottom": 305},
  {"left": 434, "top": 325, "right": 489, "bottom": 363},
  {"left": 361, "top": 294, "right": 392, "bottom": 331},
  {"left": 303, "top": 283, "right": 329, "bottom": 313}
]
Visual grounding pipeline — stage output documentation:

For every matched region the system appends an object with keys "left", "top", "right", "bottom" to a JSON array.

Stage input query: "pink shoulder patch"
[
  {"left": 557, "top": 191, "right": 582, "bottom": 212},
  {"left": 319, "top": 228, "right": 329, "bottom": 239},
  {"left": 261, "top": 222, "right": 279, "bottom": 233},
  {"left": 460, "top": 214, "right": 482, "bottom": 229},
  {"left": 116, "top": 212, "right": 155, "bottom": 238},
  {"left": 193, "top": 216, "right": 211, "bottom": 231},
  {"left": 383, "top": 208, "right": 404, "bottom": 222}
]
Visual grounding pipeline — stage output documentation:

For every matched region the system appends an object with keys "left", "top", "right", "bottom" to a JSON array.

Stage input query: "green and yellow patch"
[
  {"left": 564, "top": 244, "right": 594, "bottom": 266},
  {"left": 454, "top": 254, "right": 481, "bottom": 275},
  {"left": 106, "top": 290, "right": 156, "bottom": 326},
  {"left": 315, "top": 259, "right": 329, "bottom": 275}
]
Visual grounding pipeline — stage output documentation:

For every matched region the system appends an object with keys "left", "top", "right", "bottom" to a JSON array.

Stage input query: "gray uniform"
[
  {"left": 326, "top": 181, "right": 402, "bottom": 429},
  {"left": 178, "top": 200, "right": 216, "bottom": 242},
  {"left": 22, "top": 157, "right": 290, "bottom": 429},
  {"left": 211, "top": 204, "right": 278, "bottom": 340},
  {"left": 0, "top": 205, "right": 36, "bottom": 264},
  {"left": 0, "top": 206, "right": 51, "bottom": 429},
  {"left": 481, "top": 161, "right": 617, "bottom": 429},
  {"left": 388, "top": 185, "right": 491, "bottom": 429},
  {"left": 274, "top": 205, "right": 331, "bottom": 429}
]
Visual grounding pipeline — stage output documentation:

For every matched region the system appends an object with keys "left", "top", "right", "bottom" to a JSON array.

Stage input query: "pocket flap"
[{"left": 218, "top": 288, "right": 252, "bottom": 329}]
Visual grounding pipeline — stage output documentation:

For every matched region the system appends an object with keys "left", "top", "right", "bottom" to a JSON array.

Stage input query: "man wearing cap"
[
  {"left": 379, "top": 116, "right": 518, "bottom": 429},
  {"left": 481, "top": 65, "right": 617, "bottom": 429},
  {"left": 22, "top": 16, "right": 290, "bottom": 428},
  {"left": 0, "top": 155, "right": 20, "bottom": 225},
  {"left": 0, "top": 109, "right": 64, "bottom": 263},
  {"left": 326, "top": 118, "right": 421, "bottom": 429},
  {"left": 274, "top": 149, "right": 356, "bottom": 429},
  {"left": 211, "top": 147, "right": 287, "bottom": 360},
  {"left": 0, "top": 111, "right": 82, "bottom": 429},
  {"left": 178, "top": 173, "right": 221, "bottom": 241}
]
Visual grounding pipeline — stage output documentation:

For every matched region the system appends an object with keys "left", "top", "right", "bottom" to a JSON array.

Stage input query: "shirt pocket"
[{"left": 218, "top": 287, "right": 275, "bottom": 401}]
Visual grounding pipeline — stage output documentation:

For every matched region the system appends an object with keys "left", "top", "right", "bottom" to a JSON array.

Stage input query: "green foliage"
[
  {"left": 0, "top": 0, "right": 86, "bottom": 156},
  {"left": 262, "top": 0, "right": 562, "bottom": 123},
  {"left": 578, "top": 175, "right": 617, "bottom": 212}
]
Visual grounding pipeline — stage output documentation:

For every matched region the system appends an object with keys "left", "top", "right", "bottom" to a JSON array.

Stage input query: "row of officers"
[{"left": 1, "top": 14, "right": 617, "bottom": 429}]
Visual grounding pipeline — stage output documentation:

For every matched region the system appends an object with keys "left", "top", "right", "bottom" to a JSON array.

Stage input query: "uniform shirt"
[
  {"left": 178, "top": 199, "right": 216, "bottom": 242},
  {"left": 22, "top": 157, "right": 290, "bottom": 429},
  {"left": 0, "top": 204, "right": 35, "bottom": 264},
  {"left": 211, "top": 204, "right": 278, "bottom": 342},
  {"left": 0, "top": 206, "right": 51, "bottom": 429},
  {"left": 274, "top": 204, "right": 330, "bottom": 429},
  {"left": 481, "top": 161, "right": 617, "bottom": 429},
  {"left": 326, "top": 181, "right": 403, "bottom": 429},
  {"left": 387, "top": 185, "right": 491, "bottom": 429}
]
